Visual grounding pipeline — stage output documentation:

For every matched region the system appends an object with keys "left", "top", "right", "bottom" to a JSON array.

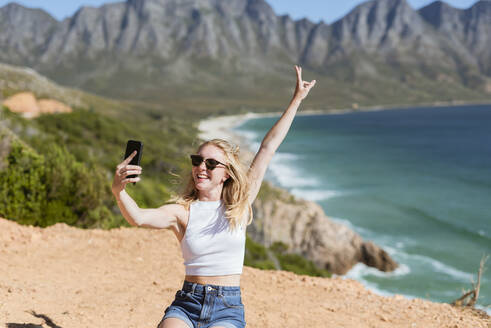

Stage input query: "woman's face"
[{"left": 192, "top": 144, "right": 230, "bottom": 192}]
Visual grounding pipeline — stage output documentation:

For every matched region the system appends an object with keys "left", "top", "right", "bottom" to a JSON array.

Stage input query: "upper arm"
[
  {"left": 247, "top": 145, "right": 275, "bottom": 204},
  {"left": 138, "top": 203, "right": 184, "bottom": 230}
]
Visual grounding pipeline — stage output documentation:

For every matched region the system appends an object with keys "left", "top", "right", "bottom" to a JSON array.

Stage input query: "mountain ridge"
[{"left": 0, "top": 0, "right": 490, "bottom": 109}]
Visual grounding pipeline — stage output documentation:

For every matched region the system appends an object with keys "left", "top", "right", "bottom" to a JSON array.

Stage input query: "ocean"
[{"left": 234, "top": 104, "right": 491, "bottom": 312}]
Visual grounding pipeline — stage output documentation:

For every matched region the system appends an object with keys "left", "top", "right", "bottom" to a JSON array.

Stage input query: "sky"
[{"left": 0, "top": 0, "right": 479, "bottom": 23}]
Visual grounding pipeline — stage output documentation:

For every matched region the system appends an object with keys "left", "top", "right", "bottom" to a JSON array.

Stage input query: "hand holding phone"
[
  {"left": 111, "top": 140, "right": 144, "bottom": 195},
  {"left": 124, "top": 140, "right": 143, "bottom": 181}
]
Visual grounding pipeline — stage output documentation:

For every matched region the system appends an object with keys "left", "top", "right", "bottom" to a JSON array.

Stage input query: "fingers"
[
  {"left": 122, "top": 177, "right": 141, "bottom": 185},
  {"left": 123, "top": 169, "right": 142, "bottom": 177},
  {"left": 295, "top": 65, "right": 302, "bottom": 84},
  {"left": 116, "top": 164, "right": 141, "bottom": 171},
  {"left": 125, "top": 165, "right": 142, "bottom": 170},
  {"left": 302, "top": 80, "right": 316, "bottom": 89},
  {"left": 116, "top": 167, "right": 142, "bottom": 177},
  {"left": 123, "top": 150, "right": 137, "bottom": 165},
  {"left": 302, "top": 79, "right": 315, "bottom": 85}
]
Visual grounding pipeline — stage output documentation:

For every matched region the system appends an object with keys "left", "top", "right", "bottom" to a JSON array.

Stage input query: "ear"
[{"left": 222, "top": 172, "right": 230, "bottom": 183}]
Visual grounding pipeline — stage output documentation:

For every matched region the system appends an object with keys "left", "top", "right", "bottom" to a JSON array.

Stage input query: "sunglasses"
[{"left": 190, "top": 155, "right": 227, "bottom": 170}]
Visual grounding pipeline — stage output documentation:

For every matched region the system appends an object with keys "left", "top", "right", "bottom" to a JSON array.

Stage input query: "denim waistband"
[{"left": 182, "top": 280, "right": 241, "bottom": 296}]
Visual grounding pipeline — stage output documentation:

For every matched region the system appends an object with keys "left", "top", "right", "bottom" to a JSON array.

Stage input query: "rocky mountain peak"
[
  {"left": 0, "top": 2, "right": 57, "bottom": 24},
  {"left": 0, "top": 0, "right": 489, "bottom": 103},
  {"left": 245, "top": 0, "right": 276, "bottom": 22},
  {"left": 331, "top": 0, "right": 428, "bottom": 53},
  {"left": 419, "top": 1, "right": 463, "bottom": 29}
]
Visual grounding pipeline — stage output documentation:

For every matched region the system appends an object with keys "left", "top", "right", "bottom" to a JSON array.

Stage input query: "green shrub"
[
  {"left": 0, "top": 132, "right": 115, "bottom": 228},
  {"left": 1, "top": 106, "right": 197, "bottom": 228},
  {"left": 0, "top": 138, "right": 47, "bottom": 225},
  {"left": 244, "top": 234, "right": 276, "bottom": 270},
  {"left": 270, "top": 241, "right": 331, "bottom": 278}
]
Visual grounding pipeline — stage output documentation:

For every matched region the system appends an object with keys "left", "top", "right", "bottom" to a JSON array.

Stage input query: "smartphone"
[{"left": 124, "top": 140, "right": 143, "bottom": 184}]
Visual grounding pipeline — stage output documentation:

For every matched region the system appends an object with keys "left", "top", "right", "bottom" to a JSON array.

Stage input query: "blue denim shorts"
[{"left": 158, "top": 280, "right": 246, "bottom": 328}]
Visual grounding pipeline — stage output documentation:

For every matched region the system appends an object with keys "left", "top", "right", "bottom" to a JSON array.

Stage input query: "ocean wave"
[
  {"left": 267, "top": 153, "right": 320, "bottom": 188},
  {"left": 344, "top": 264, "right": 491, "bottom": 315},
  {"left": 329, "top": 216, "right": 372, "bottom": 236},
  {"left": 233, "top": 129, "right": 261, "bottom": 151},
  {"left": 475, "top": 304, "right": 491, "bottom": 316},
  {"left": 396, "top": 203, "right": 491, "bottom": 242},
  {"left": 397, "top": 252, "right": 474, "bottom": 282},
  {"left": 342, "top": 233, "right": 475, "bottom": 283},
  {"left": 235, "top": 129, "right": 260, "bottom": 143},
  {"left": 341, "top": 263, "right": 417, "bottom": 298},
  {"left": 234, "top": 128, "right": 324, "bottom": 189},
  {"left": 346, "top": 260, "right": 411, "bottom": 279},
  {"left": 290, "top": 188, "right": 340, "bottom": 201}
]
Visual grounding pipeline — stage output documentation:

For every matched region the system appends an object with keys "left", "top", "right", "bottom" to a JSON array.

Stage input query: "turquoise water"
[{"left": 235, "top": 104, "right": 491, "bottom": 312}]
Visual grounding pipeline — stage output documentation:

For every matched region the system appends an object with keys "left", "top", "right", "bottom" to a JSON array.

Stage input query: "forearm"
[
  {"left": 113, "top": 190, "right": 142, "bottom": 226},
  {"left": 261, "top": 96, "right": 302, "bottom": 152}
]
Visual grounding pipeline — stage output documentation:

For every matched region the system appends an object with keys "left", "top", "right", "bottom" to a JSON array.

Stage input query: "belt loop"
[
  {"left": 191, "top": 282, "right": 197, "bottom": 294},
  {"left": 218, "top": 285, "right": 223, "bottom": 296}
]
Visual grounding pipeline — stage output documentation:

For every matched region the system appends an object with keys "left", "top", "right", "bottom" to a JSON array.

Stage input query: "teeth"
[{"left": 198, "top": 175, "right": 208, "bottom": 179}]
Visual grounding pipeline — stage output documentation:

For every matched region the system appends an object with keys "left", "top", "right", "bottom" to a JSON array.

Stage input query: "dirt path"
[{"left": 0, "top": 218, "right": 488, "bottom": 328}]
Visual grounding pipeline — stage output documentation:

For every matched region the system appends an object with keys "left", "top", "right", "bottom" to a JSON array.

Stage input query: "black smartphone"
[{"left": 124, "top": 140, "right": 143, "bottom": 184}]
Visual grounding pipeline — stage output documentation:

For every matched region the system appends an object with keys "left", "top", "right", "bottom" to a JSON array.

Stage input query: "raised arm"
[{"left": 247, "top": 65, "right": 316, "bottom": 203}]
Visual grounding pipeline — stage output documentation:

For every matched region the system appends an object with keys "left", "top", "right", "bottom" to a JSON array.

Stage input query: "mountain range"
[{"left": 0, "top": 0, "right": 490, "bottom": 110}]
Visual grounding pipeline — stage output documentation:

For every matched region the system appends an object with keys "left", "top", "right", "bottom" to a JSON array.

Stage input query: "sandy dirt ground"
[{"left": 0, "top": 218, "right": 489, "bottom": 328}]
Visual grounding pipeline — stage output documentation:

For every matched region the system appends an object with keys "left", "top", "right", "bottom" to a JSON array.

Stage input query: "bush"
[
  {"left": 0, "top": 138, "right": 47, "bottom": 225},
  {"left": 270, "top": 241, "right": 331, "bottom": 278},
  {"left": 0, "top": 133, "right": 115, "bottom": 228},
  {"left": 244, "top": 234, "right": 276, "bottom": 270},
  {"left": 1, "top": 106, "right": 197, "bottom": 228}
]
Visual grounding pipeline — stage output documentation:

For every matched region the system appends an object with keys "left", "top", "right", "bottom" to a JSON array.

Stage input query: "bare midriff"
[{"left": 184, "top": 274, "right": 241, "bottom": 286}]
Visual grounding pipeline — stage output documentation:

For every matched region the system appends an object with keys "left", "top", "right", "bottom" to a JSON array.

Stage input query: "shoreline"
[
  {"left": 197, "top": 103, "right": 491, "bottom": 316},
  {"left": 198, "top": 100, "right": 491, "bottom": 143}
]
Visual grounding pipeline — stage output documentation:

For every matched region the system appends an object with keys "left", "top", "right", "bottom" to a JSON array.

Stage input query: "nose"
[{"left": 198, "top": 160, "right": 207, "bottom": 170}]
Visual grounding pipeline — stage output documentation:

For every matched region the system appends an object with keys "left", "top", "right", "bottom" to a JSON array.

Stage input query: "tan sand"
[
  {"left": 0, "top": 218, "right": 488, "bottom": 328},
  {"left": 2, "top": 92, "right": 72, "bottom": 118}
]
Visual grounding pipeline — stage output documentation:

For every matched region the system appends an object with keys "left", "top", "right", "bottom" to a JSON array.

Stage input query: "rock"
[
  {"left": 250, "top": 182, "right": 398, "bottom": 275},
  {"left": 360, "top": 241, "right": 397, "bottom": 272}
]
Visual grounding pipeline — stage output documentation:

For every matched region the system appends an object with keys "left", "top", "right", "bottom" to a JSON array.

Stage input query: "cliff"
[
  {"left": 0, "top": 217, "right": 488, "bottom": 327},
  {"left": 250, "top": 182, "right": 397, "bottom": 275}
]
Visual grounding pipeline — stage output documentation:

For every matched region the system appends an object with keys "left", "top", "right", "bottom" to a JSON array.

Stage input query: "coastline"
[
  {"left": 198, "top": 100, "right": 491, "bottom": 145},
  {"left": 197, "top": 104, "right": 491, "bottom": 317}
]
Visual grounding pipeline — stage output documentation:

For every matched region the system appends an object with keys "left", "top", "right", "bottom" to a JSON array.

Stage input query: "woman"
[{"left": 112, "top": 65, "right": 316, "bottom": 328}]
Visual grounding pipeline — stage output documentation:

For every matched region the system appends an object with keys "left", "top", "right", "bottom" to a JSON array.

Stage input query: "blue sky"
[{"left": 0, "top": 0, "right": 479, "bottom": 22}]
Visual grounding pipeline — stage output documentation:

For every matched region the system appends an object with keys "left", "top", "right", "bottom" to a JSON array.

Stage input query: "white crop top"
[{"left": 180, "top": 200, "right": 246, "bottom": 276}]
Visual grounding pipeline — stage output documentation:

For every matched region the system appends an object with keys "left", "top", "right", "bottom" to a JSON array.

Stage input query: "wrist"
[
  {"left": 112, "top": 188, "right": 125, "bottom": 199},
  {"left": 291, "top": 96, "right": 302, "bottom": 105}
]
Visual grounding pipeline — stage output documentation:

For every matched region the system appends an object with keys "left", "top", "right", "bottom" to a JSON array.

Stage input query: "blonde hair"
[{"left": 172, "top": 139, "right": 253, "bottom": 231}]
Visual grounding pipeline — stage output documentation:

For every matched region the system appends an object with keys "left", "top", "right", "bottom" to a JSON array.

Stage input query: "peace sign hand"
[
  {"left": 111, "top": 150, "right": 142, "bottom": 195},
  {"left": 293, "top": 65, "right": 316, "bottom": 101}
]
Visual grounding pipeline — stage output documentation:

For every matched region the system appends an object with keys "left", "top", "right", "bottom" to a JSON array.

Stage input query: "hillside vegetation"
[{"left": 0, "top": 62, "right": 331, "bottom": 277}]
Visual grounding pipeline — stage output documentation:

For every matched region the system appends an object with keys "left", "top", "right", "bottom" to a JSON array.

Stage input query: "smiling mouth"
[{"left": 197, "top": 174, "right": 209, "bottom": 180}]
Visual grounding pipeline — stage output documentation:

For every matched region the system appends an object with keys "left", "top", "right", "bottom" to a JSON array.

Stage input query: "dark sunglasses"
[{"left": 190, "top": 155, "right": 227, "bottom": 170}]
